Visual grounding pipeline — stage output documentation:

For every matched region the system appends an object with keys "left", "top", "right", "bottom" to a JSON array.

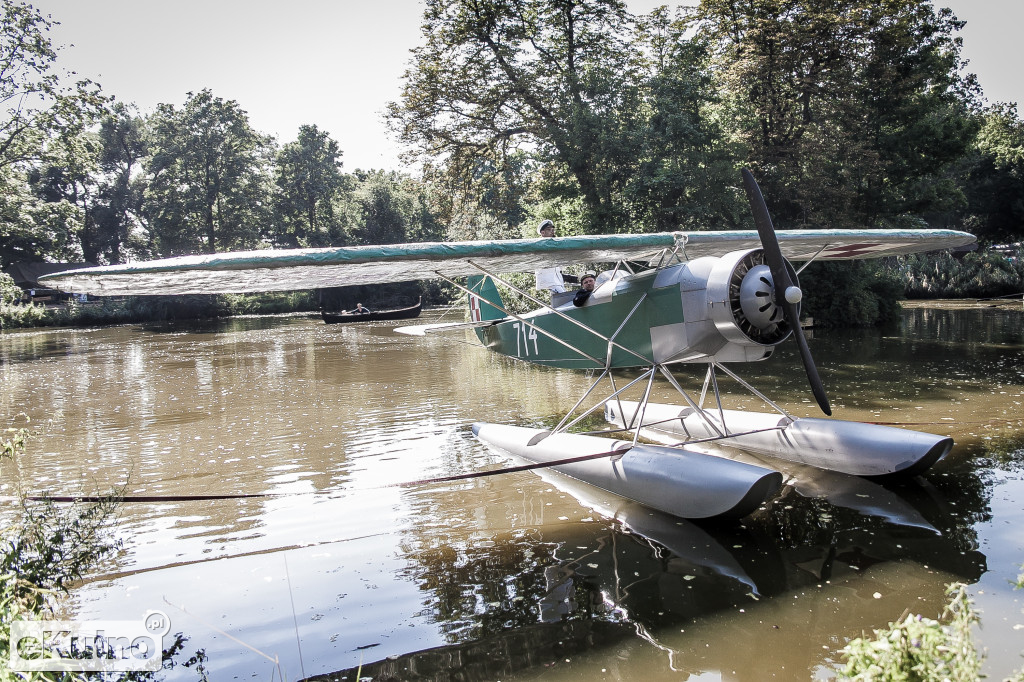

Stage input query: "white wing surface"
[{"left": 39, "top": 229, "right": 974, "bottom": 296}]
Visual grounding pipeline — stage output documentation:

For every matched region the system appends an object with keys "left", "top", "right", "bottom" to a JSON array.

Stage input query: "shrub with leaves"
[
  {"left": 0, "top": 273, "right": 46, "bottom": 329},
  {"left": 838, "top": 583, "right": 981, "bottom": 681},
  {"left": 1, "top": 426, "right": 211, "bottom": 681},
  {"left": 895, "top": 248, "right": 1024, "bottom": 299},
  {"left": 1, "top": 425, "right": 124, "bottom": 679},
  {"left": 0, "top": 273, "right": 21, "bottom": 305}
]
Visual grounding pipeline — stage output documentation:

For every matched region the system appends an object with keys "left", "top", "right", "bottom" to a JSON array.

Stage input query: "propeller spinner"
[{"left": 740, "top": 169, "right": 832, "bottom": 416}]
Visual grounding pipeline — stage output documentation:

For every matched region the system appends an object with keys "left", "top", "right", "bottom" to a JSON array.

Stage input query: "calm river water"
[{"left": 1, "top": 301, "right": 1023, "bottom": 681}]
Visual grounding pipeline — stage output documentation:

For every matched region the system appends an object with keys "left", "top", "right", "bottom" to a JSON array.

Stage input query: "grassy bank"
[{"left": 1, "top": 288, "right": 320, "bottom": 331}]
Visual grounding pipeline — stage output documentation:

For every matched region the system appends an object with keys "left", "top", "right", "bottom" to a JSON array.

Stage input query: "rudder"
[{"left": 467, "top": 275, "right": 505, "bottom": 322}]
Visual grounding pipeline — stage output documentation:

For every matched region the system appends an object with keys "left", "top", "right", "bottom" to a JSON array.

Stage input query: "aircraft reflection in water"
[{"left": 304, "top": 466, "right": 985, "bottom": 682}]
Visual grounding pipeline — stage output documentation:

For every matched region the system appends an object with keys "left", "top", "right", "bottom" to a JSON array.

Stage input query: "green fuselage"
[{"left": 475, "top": 271, "right": 686, "bottom": 370}]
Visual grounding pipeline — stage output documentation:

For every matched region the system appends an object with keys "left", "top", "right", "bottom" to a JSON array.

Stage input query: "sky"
[{"left": 30, "top": 0, "right": 1024, "bottom": 172}]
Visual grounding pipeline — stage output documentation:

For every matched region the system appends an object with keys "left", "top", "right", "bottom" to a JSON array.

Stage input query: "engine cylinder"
[{"left": 706, "top": 249, "right": 799, "bottom": 347}]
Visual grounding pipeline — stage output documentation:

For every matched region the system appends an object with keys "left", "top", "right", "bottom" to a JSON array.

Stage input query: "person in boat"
[
  {"left": 350, "top": 303, "right": 371, "bottom": 314},
  {"left": 533, "top": 220, "right": 579, "bottom": 293},
  {"left": 573, "top": 272, "right": 597, "bottom": 307}
]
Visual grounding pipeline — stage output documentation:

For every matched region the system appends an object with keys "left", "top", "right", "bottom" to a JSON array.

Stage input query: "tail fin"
[{"left": 467, "top": 275, "right": 505, "bottom": 322}]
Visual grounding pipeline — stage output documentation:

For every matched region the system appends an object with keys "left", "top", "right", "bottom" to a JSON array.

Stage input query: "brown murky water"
[{"left": 1, "top": 301, "right": 1022, "bottom": 680}]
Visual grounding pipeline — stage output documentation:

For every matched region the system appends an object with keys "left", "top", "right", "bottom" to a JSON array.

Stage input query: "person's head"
[
  {"left": 581, "top": 272, "right": 596, "bottom": 290},
  {"left": 356, "top": 303, "right": 364, "bottom": 308},
  {"left": 537, "top": 220, "right": 555, "bottom": 237}
]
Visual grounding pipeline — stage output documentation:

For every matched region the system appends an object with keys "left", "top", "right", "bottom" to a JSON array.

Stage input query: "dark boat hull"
[{"left": 321, "top": 298, "right": 422, "bottom": 324}]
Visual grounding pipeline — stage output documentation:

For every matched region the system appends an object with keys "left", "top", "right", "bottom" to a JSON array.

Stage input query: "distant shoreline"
[{"left": 901, "top": 297, "right": 1023, "bottom": 310}]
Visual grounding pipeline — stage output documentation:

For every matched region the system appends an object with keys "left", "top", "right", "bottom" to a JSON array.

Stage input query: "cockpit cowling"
[{"left": 649, "top": 248, "right": 800, "bottom": 364}]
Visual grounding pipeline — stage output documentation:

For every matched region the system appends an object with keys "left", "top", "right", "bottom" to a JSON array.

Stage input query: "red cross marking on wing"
[{"left": 824, "top": 242, "right": 891, "bottom": 258}]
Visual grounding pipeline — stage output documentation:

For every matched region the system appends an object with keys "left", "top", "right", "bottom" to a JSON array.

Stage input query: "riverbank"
[
  {"left": 0, "top": 290, "right": 323, "bottom": 330},
  {"left": 902, "top": 296, "right": 1024, "bottom": 310}
]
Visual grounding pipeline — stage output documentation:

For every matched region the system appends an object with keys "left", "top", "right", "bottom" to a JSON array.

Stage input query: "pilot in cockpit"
[{"left": 572, "top": 272, "right": 597, "bottom": 307}]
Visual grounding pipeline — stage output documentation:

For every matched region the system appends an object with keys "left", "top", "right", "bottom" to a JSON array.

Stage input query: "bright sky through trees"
[{"left": 29, "top": 0, "right": 1024, "bottom": 172}]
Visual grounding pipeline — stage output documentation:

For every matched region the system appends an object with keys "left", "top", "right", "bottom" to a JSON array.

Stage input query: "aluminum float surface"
[
  {"left": 472, "top": 423, "right": 782, "bottom": 519},
  {"left": 605, "top": 401, "right": 953, "bottom": 477}
]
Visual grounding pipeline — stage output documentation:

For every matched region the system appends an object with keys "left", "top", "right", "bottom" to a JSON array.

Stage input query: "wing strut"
[
  {"left": 433, "top": 270, "right": 605, "bottom": 367},
  {"left": 794, "top": 243, "right": 830, "bottom": 275},
  {"left": 544, "top": 367, "right": 659, "bottom": 439}
]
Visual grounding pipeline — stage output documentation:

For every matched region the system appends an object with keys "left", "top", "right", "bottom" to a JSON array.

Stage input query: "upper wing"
[
  {"left": 684, "top": 228, "right": 975, "bottom": 261},
  {"left": 39, "top": 229, "right": 974, "bottom": 296},
  {"left": 39, "top": 233, "right": 681, "bottom": 295}
]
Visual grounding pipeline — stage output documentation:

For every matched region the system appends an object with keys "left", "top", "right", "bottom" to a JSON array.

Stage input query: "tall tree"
[
  {"left": 622, "top": 7, "right": 744, "bottom": 230},
  {"left": 29, "top": 130, "right": 102, "bottom": 262},
  {"left": 0, "top": 0, "right": 108, "bottom": 171},
  {"left": 349, "top": 170, "right": 418, "bottom": 245},
  {"left": 430, "top": 152, "right": 536, "bottom": 241},
  {"left": 273, "top": 124, "right": 347, "bottom": 247},
  {"left": 962, "top": 103, "right": 1024, "bottom": 245},
  {"left": 93, "top": 103, "right": 150, "bottom": 263},
  {"left": 344, "top": 170, "right": 444, "bottom": 246},
  {"left": 691, "top": 0, "right": 979, "bottom": 228},
  {"left": 855, "top": 2, "right": 980, "bottom": 224},
  {"left": 0, "top": 0, "right": 108, "bottom": 267},
  {"left": 0, "top": 164, "right": 83, "bottom": 265},
  {"left": 25, "top": 105, "right": 150, "bottom": 265},
  {"left": 145, "top": 89, "right": 272, "bottom": 255},
  {"left": 388, "top": 0, "right": 639, "bottom": 232}
]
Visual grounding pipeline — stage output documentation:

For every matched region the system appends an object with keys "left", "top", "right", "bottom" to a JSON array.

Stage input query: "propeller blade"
[
  {"left": 741, "top": 169, "right": 832, "bottom": 416},
  {"left": 783, "top": 299, "right": 832, "bottom": 415}
]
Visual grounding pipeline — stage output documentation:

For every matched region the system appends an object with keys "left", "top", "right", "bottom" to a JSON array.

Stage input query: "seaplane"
[{"left": 40, "top": 171, "right": 976, "bottom": 521}]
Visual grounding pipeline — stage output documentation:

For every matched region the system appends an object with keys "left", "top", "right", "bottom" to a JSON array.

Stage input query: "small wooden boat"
[{"left": 321, "top": 297, "right": 422, "bottom": 324}]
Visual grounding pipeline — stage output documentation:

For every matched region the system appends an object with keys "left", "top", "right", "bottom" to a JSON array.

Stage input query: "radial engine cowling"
[
  {"left": 651, "top": 248, "right": 803, "bottom": 365},
  {"left": 706, "top": 248, "right": 799, "bottom": 348}
]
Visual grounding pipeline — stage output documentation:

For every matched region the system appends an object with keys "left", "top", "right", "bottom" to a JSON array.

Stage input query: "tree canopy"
[
  {"left": 273, "top": 124, "right": 348, "bottom": 248},
  {"left": 0, "top": 0, "right": 1022, "bottom": 278}
]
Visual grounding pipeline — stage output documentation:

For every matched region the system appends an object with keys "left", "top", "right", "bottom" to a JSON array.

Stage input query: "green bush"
[
  {"left": 0, "top": 426, "right": 210, "bottom": 681},
  {"left": 0, "top": 273, "right": 46, "bottom": 330},
  {"left": 1, "top": 425, "right": 123, "bottom": 680},
  {"left": 0, "top": 273, "right": 21, "bottom": 304},
  {"left": 838, "top": 583, "right": 982, "bottom": 681},
  {"left": 837, "top": 580, "right": 1024, "bottom": 682},
  {"left": 800, "top": 260, "right": 905, "bottom": 328},
  {"left": 894, "top": 247, "right": 1024, "bottom": 299}
]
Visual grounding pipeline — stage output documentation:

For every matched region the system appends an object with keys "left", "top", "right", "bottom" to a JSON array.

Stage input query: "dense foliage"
[
  {"left": 837, "top": 584, "right": 984, "bottom": 682},
  {"left": 0, "top": 0, "right": 1022, "bottom": 325},
  {"left": 894, "top": 247, "right": 1024, "bottom": 298}
]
